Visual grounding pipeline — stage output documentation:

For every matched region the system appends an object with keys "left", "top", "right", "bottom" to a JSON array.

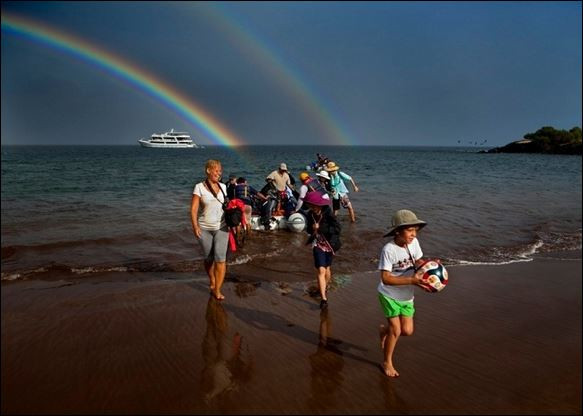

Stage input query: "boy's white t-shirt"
[
  {"left": 193, "top": 182, "right": 227, "bottom": 230},
  {"left": 377, "top": 238, "right": 423, "bottom": 301}
]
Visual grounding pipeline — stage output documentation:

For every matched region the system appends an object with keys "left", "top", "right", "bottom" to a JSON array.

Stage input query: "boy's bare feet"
[
  {"left": 379, "top": 324, "right": 387, "bottom": 349},
  {"left": 381, "top": 362, "right": 400, "bottom": 378}
]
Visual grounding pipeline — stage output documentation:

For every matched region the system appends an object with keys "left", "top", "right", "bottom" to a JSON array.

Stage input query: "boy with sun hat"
[{"left": 377, "top": 209, "right": 428, "bottom": 378}]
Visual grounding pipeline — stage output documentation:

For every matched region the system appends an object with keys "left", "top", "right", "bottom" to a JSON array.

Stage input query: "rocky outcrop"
[{"left": 481, "top": 126, "right": 582, "bottom": 155}]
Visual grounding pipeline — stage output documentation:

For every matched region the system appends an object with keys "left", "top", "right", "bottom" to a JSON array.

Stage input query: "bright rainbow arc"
[
  {"left": 1, "top": 13, "right": 246, "bottom": 148},
  {"left": 197, "top": 3, "right": 356, "bottom": 146}
]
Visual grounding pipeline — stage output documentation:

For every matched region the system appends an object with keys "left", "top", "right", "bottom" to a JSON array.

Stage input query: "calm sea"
[{"left": 1, "top": 145, "right": 581, "bottom": 282}]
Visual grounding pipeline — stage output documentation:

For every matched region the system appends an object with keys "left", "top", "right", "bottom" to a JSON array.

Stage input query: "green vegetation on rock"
[{"left": 483, "top": 126, "right": 581, "bottom": 155}]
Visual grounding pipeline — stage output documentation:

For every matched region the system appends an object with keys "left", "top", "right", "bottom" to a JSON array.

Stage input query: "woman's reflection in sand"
[
  {"left": 200, "top": 296, "right": 253, "bottom": 404},
  {"left": 307, "top": 307, "right": 345, "bottom": 411}
]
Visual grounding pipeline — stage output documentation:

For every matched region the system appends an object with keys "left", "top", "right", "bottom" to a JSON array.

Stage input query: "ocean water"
[{"left": 1, "top": 145, "right": 581, "bottom": 282}]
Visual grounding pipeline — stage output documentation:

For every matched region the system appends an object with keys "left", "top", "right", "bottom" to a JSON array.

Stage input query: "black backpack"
[
  {"left": 224, "top": 207, "right": 242, "bottom": 228},
  {"left": 205, "top": 180, "right": 243, "bottom": 228}
]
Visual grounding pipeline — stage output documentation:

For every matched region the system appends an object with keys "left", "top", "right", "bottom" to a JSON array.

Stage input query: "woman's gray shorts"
[{"left": 199, "top": 227, "right": 229, "bottom": 263}]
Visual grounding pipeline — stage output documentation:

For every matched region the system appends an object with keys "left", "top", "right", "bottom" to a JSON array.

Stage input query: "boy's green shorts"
[{"left": 378, "top": 293, "right": 415, "bottom": 318}]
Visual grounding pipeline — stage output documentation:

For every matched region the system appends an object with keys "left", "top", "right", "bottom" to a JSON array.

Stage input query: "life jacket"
[{"left": 234, "top": 184, "right": 254, "bottom": 204}]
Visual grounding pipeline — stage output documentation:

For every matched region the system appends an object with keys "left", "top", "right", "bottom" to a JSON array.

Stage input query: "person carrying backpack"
[{"left": 304, "top": 191, "right": 342, "bottom": 309}]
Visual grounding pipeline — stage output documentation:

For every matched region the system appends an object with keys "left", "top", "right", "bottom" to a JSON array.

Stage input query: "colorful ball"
[{"left": 418, "top": 260, "right": 448, "bottom": 293}]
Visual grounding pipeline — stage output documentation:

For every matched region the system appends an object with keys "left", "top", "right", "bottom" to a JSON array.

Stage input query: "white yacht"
[{"left": 138, "top": 129, "right": 198, "bottom": 148}]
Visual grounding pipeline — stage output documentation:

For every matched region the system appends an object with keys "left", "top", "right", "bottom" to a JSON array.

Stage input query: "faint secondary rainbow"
[
  {"left": 190, "top": 3, "right": 356, "bottom": 146},
  {"left": 1, "top": 13, "right": 246, "bottom": 148}
]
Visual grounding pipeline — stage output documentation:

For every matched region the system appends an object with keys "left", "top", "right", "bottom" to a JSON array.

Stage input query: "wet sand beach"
[{"left": 2, "top": 254, "right": 581, "bottom": 415}]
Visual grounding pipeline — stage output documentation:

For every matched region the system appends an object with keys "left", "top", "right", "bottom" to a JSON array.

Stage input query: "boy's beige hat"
[{"left": 384, "top": 209, "right": 427, "bottom": 237}]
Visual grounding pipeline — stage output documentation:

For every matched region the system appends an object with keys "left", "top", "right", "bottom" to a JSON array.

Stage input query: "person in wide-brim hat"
[
  {"left": 384, "top": 209, "right": 427, "bottom": 237},
  {"left": 315, "top": 170, "right": 333, "bottom": 200},
  {"left": 304, "top": 191, "right": 340, "bottom": 310},
  {"left": 304, "top": 191, "right": 331, "bottom": 207},
  {"left": 377, "top": 208, "right": 428, "bottom": 378},
  {"left": 324, "top": 161, "right": 359, "bottom": 222},
  {"left": 324, "top": 161, "right": 340, "bottom": 172}
]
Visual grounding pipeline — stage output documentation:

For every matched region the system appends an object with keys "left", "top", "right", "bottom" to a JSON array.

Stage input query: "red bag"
[{"left": 228, "top": 229, "right": 237, "bottom": 252}]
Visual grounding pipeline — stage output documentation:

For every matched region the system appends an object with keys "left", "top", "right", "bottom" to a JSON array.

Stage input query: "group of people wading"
[
  {"left": 191, "top": 156, "right": 431, "bottom": 378},
  {"left": 190, "top": 156, "right": 359, "bottom": 303}
]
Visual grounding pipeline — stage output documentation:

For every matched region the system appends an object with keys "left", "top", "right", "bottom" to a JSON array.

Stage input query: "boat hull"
[
  {"left": 250, "top": 212, "right": 306, "bottom": 232},
  {"left": 250, "top": 215, "right": 287, "bottom": 231},
  {"left": 138, "top": 139, "right": 194, "bottom": 148}
]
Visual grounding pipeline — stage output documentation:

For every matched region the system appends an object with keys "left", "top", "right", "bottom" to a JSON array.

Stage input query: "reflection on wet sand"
[
  {"left": 379, "top": 373, "right": 408, "bottom": 412},
  {"left": 200, "top": 296, "right": 253, "bottom": 404},
  {"left": 307, "top": 307, "right": 345, "bottom": 411}
]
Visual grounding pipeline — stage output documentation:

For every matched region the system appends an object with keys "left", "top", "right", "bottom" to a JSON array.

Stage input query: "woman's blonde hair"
[{"left": 205, "top": 159, "right": 222, "bottom": 175}]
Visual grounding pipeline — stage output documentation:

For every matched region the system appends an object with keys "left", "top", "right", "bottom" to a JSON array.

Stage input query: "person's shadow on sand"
[
  {"left": 191, "top": 281, "right": 376, "bottom": 371},
  {"left": 200, "top": 296, "right": 254, "bottom": 404},
  {"left": 306, "top": 307, "right": 345, "bottom": 411},
  {"left": 225, "top": 300, "right": 376, "bottom": 371}
]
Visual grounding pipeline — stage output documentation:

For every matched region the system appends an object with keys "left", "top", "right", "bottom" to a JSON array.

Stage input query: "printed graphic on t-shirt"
[{"left": 394, "top": 258, "right": 415, "bottom": 274}]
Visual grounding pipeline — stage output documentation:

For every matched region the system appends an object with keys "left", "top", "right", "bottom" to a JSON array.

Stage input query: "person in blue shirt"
[{"left": 325, "top": 161, "right": 359, "bottom": 223}]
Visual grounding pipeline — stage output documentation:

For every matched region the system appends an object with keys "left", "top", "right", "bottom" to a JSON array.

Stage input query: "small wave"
[
  {"left": 1, "top": 250, "right": 288, "bottom": 281},
  {"left": 535, "top": 230, "right": 582, "bottom": 253},
  {"left": 71, "top": 266, "right": 130, "bottom": 274},
  {"left": 1, "top": 273, "right": 22, "bottom": 281},
  {"left": 227, "top": 248, "right": 285, "bottom": 266},
  {"left": 228, "top": 255, "right": 253, "bottom": 265},
  {"left": 522, "top": 239, "right": 544, "bottom": 256},
  {"left": 1, "top": 266, "right": 48, "bottom": 281},
  {"left": 254, "top": 248, "right": 284, "bottom": 258},
  {"left": 1, "top": 260, "right": 203, "bottom": 281},
  {"left": 449, "top": 258, "right": 534, "bottom": 267},
  {"left": 446, "top": 231, "right": 581, "bottom": 267}
]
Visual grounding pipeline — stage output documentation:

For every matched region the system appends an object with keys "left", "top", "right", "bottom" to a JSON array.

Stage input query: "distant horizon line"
[{"left": 0, "top": 143, "right": 493, "bottom": 148}]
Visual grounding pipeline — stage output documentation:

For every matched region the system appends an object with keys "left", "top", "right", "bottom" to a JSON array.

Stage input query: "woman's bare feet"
[{"left": 214, "top": 292, "right": 225, "bottom": 300}]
